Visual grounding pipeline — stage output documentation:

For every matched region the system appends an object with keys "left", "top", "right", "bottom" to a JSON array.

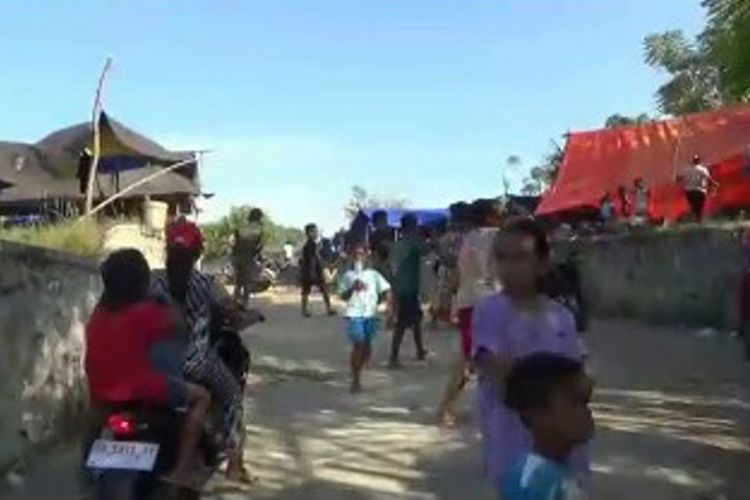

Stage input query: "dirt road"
[{"left": 4, "top": 289, "right": 750, "bottom": 499}]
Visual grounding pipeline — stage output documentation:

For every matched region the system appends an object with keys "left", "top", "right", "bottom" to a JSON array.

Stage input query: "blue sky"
[{"left": 0, "top": 1, "right": 705, "bottom": 233}]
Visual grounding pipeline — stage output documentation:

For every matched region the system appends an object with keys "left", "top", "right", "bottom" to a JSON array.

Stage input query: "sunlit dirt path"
[{"left": 4, "top": 289, "right": 749, "bottom": 499}]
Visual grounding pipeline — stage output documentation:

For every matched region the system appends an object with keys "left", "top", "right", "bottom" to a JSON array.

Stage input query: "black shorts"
[
  {"left": 396, "top": 294, "right": 423, "bottom": 329},
  {"left": 686, "top": 190, "right": 706, "bottom": 217},
  {"left": 301, "top": 278, "right": 326, "bottom": 295}
]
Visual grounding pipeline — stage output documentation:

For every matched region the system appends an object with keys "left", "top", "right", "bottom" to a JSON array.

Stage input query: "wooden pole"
[
  {"left": 88, "top": 158, "right": 197, "bottom": 217},
  {"left": 84, "top": 57, "right": 114, "bottom": 215}
]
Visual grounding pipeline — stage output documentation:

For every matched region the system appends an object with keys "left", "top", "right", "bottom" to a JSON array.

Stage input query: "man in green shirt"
[{"left": 389, "top": 213, "right": 427, "bottom": 367}]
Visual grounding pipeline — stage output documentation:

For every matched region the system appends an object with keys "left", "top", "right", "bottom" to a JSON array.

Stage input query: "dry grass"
[{"left": 0, "top": 218, "right": 104, "bottom": 257}]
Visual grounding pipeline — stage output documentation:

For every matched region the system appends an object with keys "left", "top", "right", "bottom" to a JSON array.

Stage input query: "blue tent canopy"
[{"left": 362, "top": 208, "right": 449, "bottom": 227}]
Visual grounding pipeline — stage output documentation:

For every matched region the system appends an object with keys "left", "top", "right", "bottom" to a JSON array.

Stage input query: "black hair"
[
  {"left": 248, "top": 208, "right": 264, "bottom": 222},
  {"left": 470, "top": 198, "right": 500, "bottom": 227},
  {"left": 449, "top": 202, "right": 470, "bottom": 225},
  {"left": 505, "top": 353, "right": 584, "bottom": 418},
  {"left": 401, "top": 213, "right": 419, "bottom": 230},
  {"left": 497, "top": 217, "right": 550, "bottom": 260},
  {"left": 305, "top": 223, "right": 318, "bottom": 235},
  {"left": 372, "top": 210, "right": 388, "bottom": 223},
  {"left": 99, "top": 249, "right": 151, "bottom": 310}
]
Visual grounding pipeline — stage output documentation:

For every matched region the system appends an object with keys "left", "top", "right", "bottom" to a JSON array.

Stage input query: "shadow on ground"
[{"left": 3, "top": 294, "right": 749, "bottom": 500}]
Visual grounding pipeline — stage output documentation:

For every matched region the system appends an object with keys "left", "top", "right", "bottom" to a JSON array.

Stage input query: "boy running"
[
  {"left": 338, "top": 243, "right": 392, "bottom": 392},
  {"left": 389, "top": 213, "right": 428, "bottom": 367},
  {"left": 300, "top": 223, "right": 335, "bottom": 317}
]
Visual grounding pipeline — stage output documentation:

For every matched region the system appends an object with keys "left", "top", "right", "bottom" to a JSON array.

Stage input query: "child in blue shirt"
[
  {"left": 338, "top": 243, "right": 392, "bottom": 393},
  {"left": 502, "top": 353, "right": 594, "bottom": 500}
]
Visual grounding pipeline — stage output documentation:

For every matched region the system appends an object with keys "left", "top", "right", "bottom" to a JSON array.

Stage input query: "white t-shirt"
[
  {"left": 455, "top": 227, "right": 499, "bottom": 309},
  {"left": 283, "top": 244, "right": 294, "bottom": 260},
  {"left": 684, "top": 164, "right": 711, "bottom": 193},
  {"left": 338, "top": 268, "right": 391, "bottom": 318}
]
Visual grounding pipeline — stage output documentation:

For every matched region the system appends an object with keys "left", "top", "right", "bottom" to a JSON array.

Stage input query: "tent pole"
[
  {"left": 671, "top": 114, "right": 689, "bottom": 182},
  {"left": 84, "top": 57, "right": 113, "bottom": 215},
  {"left": 87, "top": 158, "right": 197, "bottom": 217}
]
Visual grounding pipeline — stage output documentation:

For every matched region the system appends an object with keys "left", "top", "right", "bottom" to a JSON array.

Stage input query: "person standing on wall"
[
  {"left": 616, "top": 185, "right": 631, "bottom": 221},
  {"left": 631, "top": 177, "right": 651, "bottom": 226},
  {"left": 680, "top": 155, "right": 719, "bottom": 222}
]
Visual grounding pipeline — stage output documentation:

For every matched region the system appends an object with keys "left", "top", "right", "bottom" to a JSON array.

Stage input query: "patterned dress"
[
  {"left": 473, "top": 293, "right": 588, "bottom": 485},
  {"left": 151, "top": 270, "right": 245, "bottom": 453}
]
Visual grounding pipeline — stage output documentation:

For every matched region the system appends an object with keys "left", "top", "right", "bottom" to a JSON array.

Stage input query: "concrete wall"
[
  {"left": 572, "top": 226, "right": 745, "bottom": 329},
  {"left": 102, "top": 222, "right": 165, "bottom": 269},
  {"left": 0, "top": 241, "right": 100, "bottom": 471}
]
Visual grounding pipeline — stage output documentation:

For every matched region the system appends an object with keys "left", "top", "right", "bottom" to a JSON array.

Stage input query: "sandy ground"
[{"left": 3, "top": 288, "right": 750, "bottom": 499}]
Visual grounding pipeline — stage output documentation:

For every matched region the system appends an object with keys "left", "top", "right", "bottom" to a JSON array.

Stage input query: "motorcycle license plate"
[{"left": 86, "top": 439, "right": 160, "bottom": 471}]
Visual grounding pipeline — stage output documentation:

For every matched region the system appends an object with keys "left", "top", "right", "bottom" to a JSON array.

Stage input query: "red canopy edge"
[{"left": 536, "top": 104, "right": 750, "bottom": 221}]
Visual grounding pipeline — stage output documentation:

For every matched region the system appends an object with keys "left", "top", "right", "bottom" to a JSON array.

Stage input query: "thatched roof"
[
  {"left": 36, "top": 112, "right": 196, "bottom": 178},
  {"left": 0, "top": 113, "right": 199, "bottom": 206},
  {"left": 0, "top": 142, "right": 76, "bottom": 203}
]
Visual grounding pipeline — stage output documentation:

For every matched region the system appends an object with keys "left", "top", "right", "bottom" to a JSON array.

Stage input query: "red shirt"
[{"left": 85, "top": 302, "right": 175, "bottom": 405}]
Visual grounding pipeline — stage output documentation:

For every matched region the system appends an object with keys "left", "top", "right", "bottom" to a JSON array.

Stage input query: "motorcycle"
[{"left": 81, "top": 306, "right": 261, "bottom": 500}]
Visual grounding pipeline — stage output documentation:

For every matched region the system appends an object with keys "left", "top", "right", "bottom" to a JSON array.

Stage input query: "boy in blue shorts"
[
  {"left": 338, "top": 243, "right": 392, "bottom": 393},
  {"left": 502, "top": 353, "right": 594, "bottom": 500}
]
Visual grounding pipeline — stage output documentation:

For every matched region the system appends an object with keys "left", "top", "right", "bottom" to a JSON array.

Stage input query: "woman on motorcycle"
[
  {"left": 85, "top": 249, "right": 211, "bottom": 490},
  {"left": 151, "top": 220, "right": 254, "bottom": 483}
]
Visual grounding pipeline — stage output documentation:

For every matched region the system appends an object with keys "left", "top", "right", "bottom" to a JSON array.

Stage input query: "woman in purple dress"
[{"left": 473, "top": 218, "right": 589, "bottom": 495}]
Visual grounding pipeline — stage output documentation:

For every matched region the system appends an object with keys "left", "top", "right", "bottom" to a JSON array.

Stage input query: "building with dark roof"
[{"left": 0, "top": 112, "right": 199, "bottom": 218}]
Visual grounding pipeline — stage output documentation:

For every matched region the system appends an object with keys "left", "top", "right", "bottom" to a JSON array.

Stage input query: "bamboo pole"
[
  {"left": 84, "top": 57, "right": 114, "bottom": 215},
  {"left": 88, "top": 158, "right": 197, "bottom": 217}
]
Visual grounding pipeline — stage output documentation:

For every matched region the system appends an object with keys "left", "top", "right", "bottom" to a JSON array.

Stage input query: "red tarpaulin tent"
[{"left": 536, "top": 105, "right": 750, "bottom": 221}]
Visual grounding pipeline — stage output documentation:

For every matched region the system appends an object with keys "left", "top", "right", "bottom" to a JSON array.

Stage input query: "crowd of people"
[
  {"left": 84, "top": 201, "right": 595, "bottom": 498},
  {"left": 288, "top": 200, "right": 593, "bottom": 498}
]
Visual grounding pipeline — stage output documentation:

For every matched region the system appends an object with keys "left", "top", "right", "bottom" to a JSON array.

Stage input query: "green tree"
[
  {"left": 503, "top": 155, "right": 522, "bottom": 195},
  {"left": 702, "top": 0, "right": 750, "bottom": 102},
  {"left": 643, "top": 30, "right": 722, "bottom": 115},
  {"left": 605, "top": 113, "right": 652, "bottom": 128},
  {"left": 644, "top": 1, "right": 750, "bottom": 115},
  {"left": 202, "top": 206, "right": 305, "bottom": 259},
  {"left": 520, "top": 145, "right": 564, "bottom": 196}
]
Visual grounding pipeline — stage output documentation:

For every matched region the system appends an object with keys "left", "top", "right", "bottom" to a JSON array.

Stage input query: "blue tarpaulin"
[
  {"left": 98, "top": 155, "right": 148, "bottom": 174},
  {"left": 362, "top": 208, "right": 449, "bottom": 227},
  {"left": 343, "top": 208, "right": 450, "bottom": 251}
]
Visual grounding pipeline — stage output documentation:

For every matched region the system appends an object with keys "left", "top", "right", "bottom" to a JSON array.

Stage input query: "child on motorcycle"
[{"left": 85, "top": 248, "right": 211, "bottom": 490}]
